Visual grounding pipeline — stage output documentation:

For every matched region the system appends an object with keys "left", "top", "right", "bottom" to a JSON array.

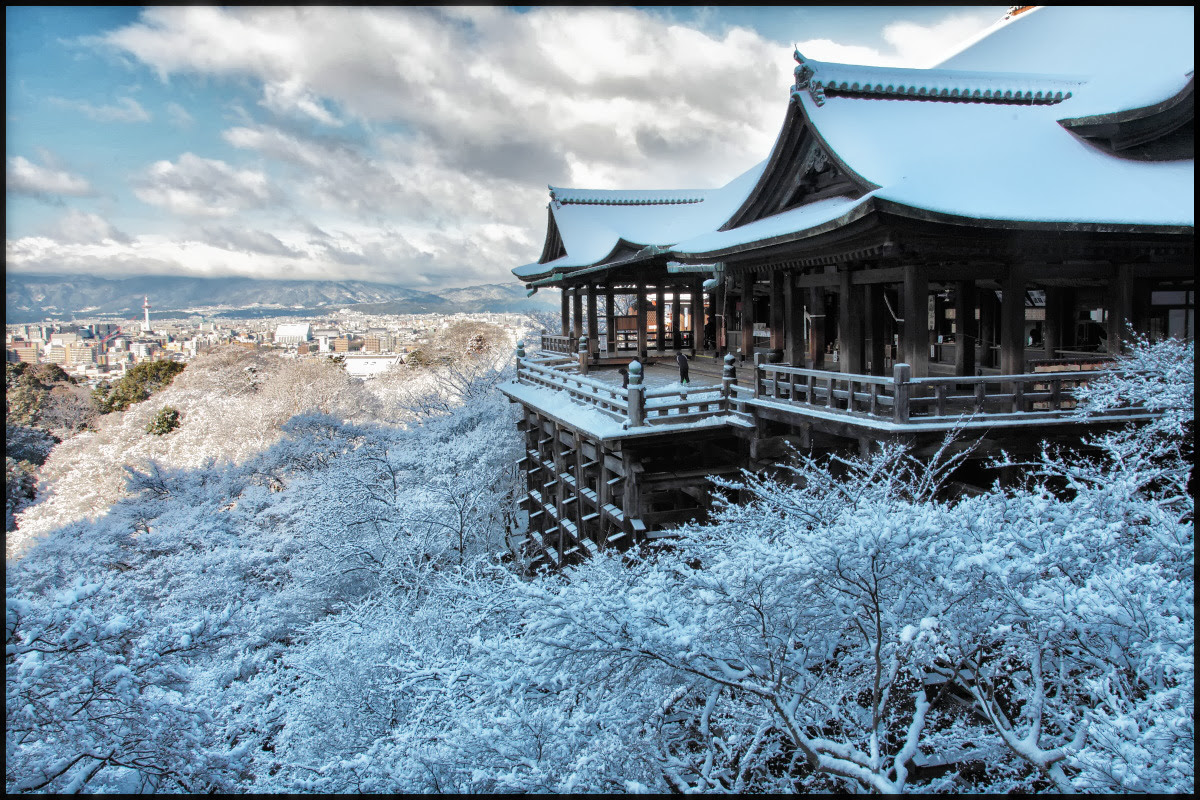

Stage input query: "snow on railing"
[
  {"left": 750, "top": 353, "right": 1146, "bottom": 424},
  {"left": 515, "top": 343, "right": 1144, "bottom": 432},
  {"left": 514, "top": 342, "right": 737, "bottom": 429}
]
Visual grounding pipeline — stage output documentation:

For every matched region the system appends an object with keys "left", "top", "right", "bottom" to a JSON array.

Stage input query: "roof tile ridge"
[
  {"left": 792, "top": 48, "right": 1086, "bottom": 107},
  {"left": 548, "top": 185, "right": 708, "bottom": 206}
]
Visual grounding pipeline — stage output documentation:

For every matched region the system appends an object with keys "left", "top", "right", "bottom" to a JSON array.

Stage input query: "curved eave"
[
  {"left": 719, "top": 100, "right": 879, "bottom": 232},
  {"left": 515, "top": 238, "right": 669, "bottom": 287},
  {"left": 1058, "top": 75, "right": 1194, "bottom": 151},
  {"left": 676, "top": 195, "right": 1193, "bottom": 264},
  {"left": 872, "top": 197, "right": 1195, "bottom": 236}
]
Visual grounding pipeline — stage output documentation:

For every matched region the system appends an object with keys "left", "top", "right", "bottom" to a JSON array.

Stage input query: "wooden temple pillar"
[
  {"left": 604, "top": 289, "right": 616, "bottom": 355},
  {"left": 560, "top": 289, "right": 570, "bottom": 336},
  {"left": 636, "top": 282, "right": 648, "bottom": 359},
  {"left": 1106, "top": 264, "right": 1134, "bottom": 354},
  {"left": 1043, "top": 286, "right": 1068, "bottom": 359},
  {"left": 838, "top": 266, "right": 864, "bottom": 373},
  {"left": 784, "top": 272, "right": 804, "bottom": 366},
  {"left": 954, "top": 280, "right": 977, "bottom": 377},
  {"left": 586, "top": 284, "right": 598, "bottom": 360},
  {"left": 655, "top": 285, "right": 666, "bottom": 354},
  {"left": 807, "top": 287, "right": 826, "bottom": 369},
  {"left": 978, "top": 287, "right": 999, "bottom": 368},
  {"left": 1000, "top": 264, "right": 1026, "bottom": 375},
  {"left": 690, "top": 277, "right": 703, "bottom": 355},
  {"left": 768, "top": 271, "right": 785, "bottom": 362},
  {"left": 740, "top": 272, "right": 756, "bottom": 361},
  {"left": 571, "top": 287, "right": 583, "bottom": 340},
  {"left": 865, "top": 283, "right": 887, "bottom": 375},
  {"left": 720, "top": 277, "right": 734, "bottom": 354},
  {"left": 902, "top": 265, "right": 930, "bottom": 378},
  {"left": 671, "top": 286, "right": 683, "bottom": 351}
]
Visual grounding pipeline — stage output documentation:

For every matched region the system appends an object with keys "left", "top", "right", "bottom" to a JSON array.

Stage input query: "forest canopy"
[{"left": 5, "top": 337, "right": 1194, "bottom": 793}]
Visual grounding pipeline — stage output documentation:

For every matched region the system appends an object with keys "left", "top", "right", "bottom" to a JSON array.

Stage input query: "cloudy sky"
[{"left": 6, "top": 6, "right": 1005, "bottom": 290}]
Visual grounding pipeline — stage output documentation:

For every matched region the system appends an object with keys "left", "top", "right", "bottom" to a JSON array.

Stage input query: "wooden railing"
[
  {"left": 513, "top": 342, "right": 1144, "bottom": 434},
  {"left": 514, "top": 343, "right": 732, "bottom": 430},
  {"left": 749, "top": 353, "right": 1142, "bottom": 425},
  {"left": 538, "top": 333, "right": 576, "bottom": 355}
]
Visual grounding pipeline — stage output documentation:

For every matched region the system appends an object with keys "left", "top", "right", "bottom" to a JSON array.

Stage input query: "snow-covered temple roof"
[{"left": 515, "top": 6, "right": 1194, "bottom": 283}]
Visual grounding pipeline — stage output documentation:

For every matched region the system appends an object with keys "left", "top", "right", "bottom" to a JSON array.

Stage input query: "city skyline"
[{"left": 7, "top": 6, "right": 1004, "bottom": 290}]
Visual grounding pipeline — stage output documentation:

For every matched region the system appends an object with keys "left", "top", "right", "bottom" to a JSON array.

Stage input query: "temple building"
[{"left": 501, "top": 6, "right": 1194, "bottom": 568}]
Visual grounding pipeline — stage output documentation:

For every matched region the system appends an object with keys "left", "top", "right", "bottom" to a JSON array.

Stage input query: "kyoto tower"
[{"left": 141, "top": 295, "right": 152, "bottom": 334}]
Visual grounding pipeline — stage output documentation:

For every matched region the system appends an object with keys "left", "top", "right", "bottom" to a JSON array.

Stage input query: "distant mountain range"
[{"left": 5, "top": 274, "right": 560, "bottom": 322}]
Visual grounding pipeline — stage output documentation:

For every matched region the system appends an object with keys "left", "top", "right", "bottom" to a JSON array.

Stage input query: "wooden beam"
[
  {"left": 1106, "top": 264, "right": 1133, "bottom": 354},
  {"left": 605, "top": 289, "right": 616, "bottom": 354},
  {"left": 636, "top": 282, "right": 648, "bottom": 358},
  {"left": 865, "top": 283, "right": 887, "bottom": 376},
  {"left": 839, "top": 267, "right": 864, "bottom": 373},
  {"left": 655, "top": 285, "right": 666, "bottom": 354},
  {"left": 807, "top": 287, "right": 826, "bottom": 369},
  {"left": 560, "top": 289, "right": 569, "bottom": 336},
  {"left": 954, "top": 280, "right": 977, "bottom": 377},
  {"left": 1043, "top": 286, "right": 1066, "bottom": 358},
  {"left": 784, "top": 271, "right": 803, "bottom": 366},
  {"left": 978, "top": 286, "right": 998, "bottom": 368},
  {"left": 671, "top": 286, "right": 683, "bottom": 351},
  {"left": 1000, "top": 264, "right": 1026, "bottom": 375},
  {"left": 902, "top": 264, "right": 930, "bottom": 378},
  {"left": 741, "top": 272, "right": 756, "bottom": 360},
  {"left": 571, "top": 287, "right": 583, "bottom": 340},
  {"left": 720, "top": 276, "right": 733, "bottom": 354},
  {"left": 586, "top": 284, "right": 598, "bottom": 356},
  {"left": 769, "top": 271, "right": 785, "bottom": 355}
]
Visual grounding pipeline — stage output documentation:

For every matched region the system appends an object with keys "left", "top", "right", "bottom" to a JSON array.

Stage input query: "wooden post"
[
  {"left": 1043, "top": 286, "right": 1065, "bottom": 359},
  {"left": 636, "top": 282, "right": 648, "bottom": 359},
  {"left": 753, "top": 352, "right": 764, "bottom": 398},
  {"left": 571, "top": 287, "right": 583, "bottom": 340},
  {"left": 671, "top": 286, "right": 683, "bottom": 352},
  {"left": 586, "top": 284, "right": 598, "bottom": 360},
  {"left": 720, "top": 276, "right": 734, "bottom": 355},
  {"left": 893, "top": 363, "right": 911, "bottom": 423},
  {"left": 655, "top": 285, "right": 666, "bottom": 354},
  {"left": 1106, "top": 264, "right": 1133, "bottom": 354},
  {"left": 605, "top": 289, "right": 616, "bottom": 355},
  {"left": 552, "top": 422, "right": 566, "bottom": 563},
  {"left": 839, "top": 267, "right": 864, "bottom": 374},
  {"left": 902, "top": 265, "right": 930, "bottom": 378},
  {"left": 741, "top": 272, "right": 756, "bottom": 361},
  {"left": 866, "top": 283, "right": 887, "bottom": 375},
  {"left": 978, "top": 285, "right": 998, "bottom": 369},
  {"left": 784, "top": 272, "right": 803, "bottom": 366},
  {"left": 954, "top": 280, "right": 977, "bottom": 377},
  {"left": 627, "top": 360, "right": 645, "bottom": 427},
  {"left": 808, "top": 287, "right": 826, "bottom": 369},
  {"left": 560, "top": 288, "right": 570, "bottom": 336},
  {"left": 769, "top": 271, "right": 785, "bottom": 361},
  {"left": 690, "top": 276, "right": 703, "bottom": 355},
  {"left": 1000, "top": 265, "right": 1026, "bottom": 376}
]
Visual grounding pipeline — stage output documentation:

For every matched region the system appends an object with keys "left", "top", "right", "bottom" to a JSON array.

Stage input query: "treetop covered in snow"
[{"left": 516, "top": 5, "right": 1194, "bottom": 284}]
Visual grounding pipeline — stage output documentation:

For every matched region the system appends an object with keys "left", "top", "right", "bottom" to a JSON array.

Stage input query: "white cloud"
[
  {"left": 6, "top": 155, "right": 94, "bottom": 198},
  {"left": 166, "top": 101, "right": 194, "bottom": 128},
  {"left": 48, "top": 209, "right": 130, "bottom": 244},
  {"left": 133, "top": 153, "right": 272, "bottom": 217},
  {"left": 260, "top": 78, "right": 342, "bottom": 126},
  {"left": 48, "top": 95, "right": 152, "bottom": 123},
  {"left": 48, "top": 7, "right": 1002, "bottom": 288}
]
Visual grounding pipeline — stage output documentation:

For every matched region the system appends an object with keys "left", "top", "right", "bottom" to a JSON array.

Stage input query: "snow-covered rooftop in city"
[{"left": 515, "top": 5, "right": 1194, "bottom": 282}]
